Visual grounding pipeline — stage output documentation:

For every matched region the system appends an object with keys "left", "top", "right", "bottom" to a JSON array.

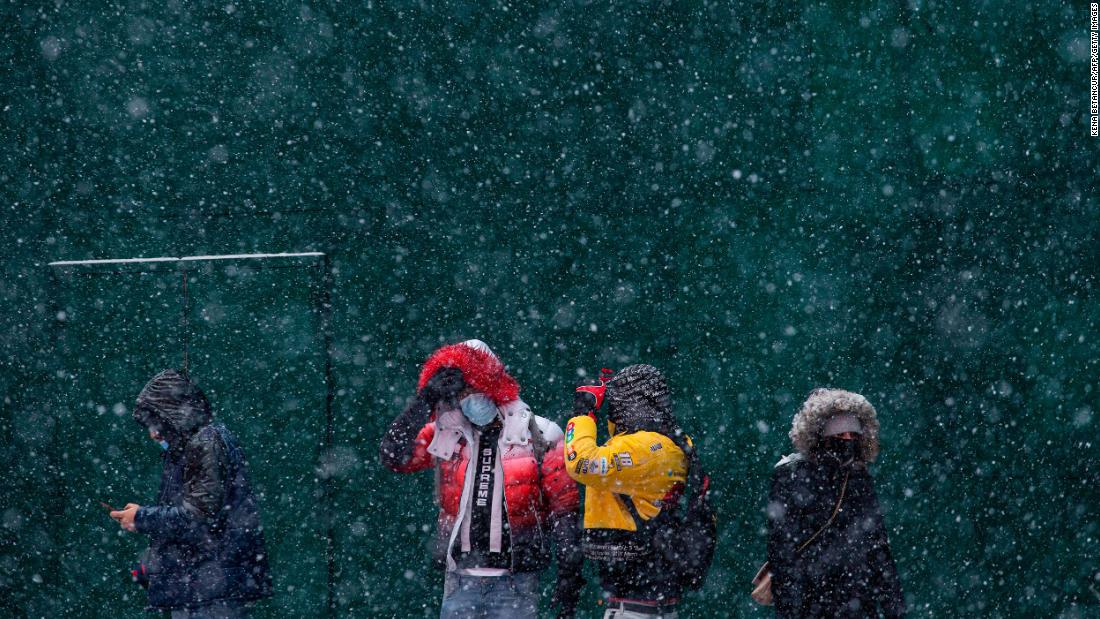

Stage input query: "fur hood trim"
[
  {"left": 417, "top": 339, "right": 519, "bottom": 406},
  {"left": 789, "top": 388, "right": 880, "bottom": 463}
]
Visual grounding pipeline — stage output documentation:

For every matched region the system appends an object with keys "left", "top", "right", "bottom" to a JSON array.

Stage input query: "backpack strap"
[
  {"left": 616, "top": 431, "right": 696, "bottom": 529},
  {"left": 528, "top": 415, "right": 550, "bottom": 503},
  {"left": 433, "top": 463, "right": 442, "bottom": 507},
  {"left": 528, "top": 414, "right": 548, "bottom": 469},
  {"left": 616, "top": 493, "right": 645, "bottom": 527}
]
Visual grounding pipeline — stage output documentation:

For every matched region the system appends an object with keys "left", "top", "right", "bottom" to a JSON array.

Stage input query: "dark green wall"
[{"left": 2, "top": 0, "right": 1098, "bottom": 617}]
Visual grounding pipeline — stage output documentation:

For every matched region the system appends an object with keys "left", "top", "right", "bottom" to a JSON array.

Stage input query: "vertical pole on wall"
[
  {"left": 318, "top": 253, "right": 337, "bottom": 617},
  {"left": 44, "top": 266, "right": 66, "bottom": 602},
  {"left": 180, "top": 265, "right": 190, "bottom": 375}
]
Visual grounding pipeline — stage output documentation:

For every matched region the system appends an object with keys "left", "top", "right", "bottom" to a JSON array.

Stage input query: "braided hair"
[{"left": 605, "top": 364, "right": 678, "bottom": 436}]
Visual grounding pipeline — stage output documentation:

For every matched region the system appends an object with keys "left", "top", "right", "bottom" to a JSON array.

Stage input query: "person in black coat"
[
  {"left": 110, "top": 369, "right": 272, "bottom": 618},
  {"left": 766, "top": 388, "right": 905, "bottom": 618}
]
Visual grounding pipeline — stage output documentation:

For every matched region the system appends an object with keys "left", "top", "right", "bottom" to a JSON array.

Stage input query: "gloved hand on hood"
[{"left": 419, "top": 367, "right": 465, "bottom": 406}]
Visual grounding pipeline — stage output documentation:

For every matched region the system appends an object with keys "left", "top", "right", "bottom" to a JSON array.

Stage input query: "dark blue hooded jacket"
[{"left": 132, "top": 369, "right": 272, "bottom": 610}]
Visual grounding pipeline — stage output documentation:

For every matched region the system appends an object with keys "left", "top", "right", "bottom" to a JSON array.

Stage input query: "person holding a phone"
[{"left": 110, "top": 369, "right": 272, "bottom": 618}]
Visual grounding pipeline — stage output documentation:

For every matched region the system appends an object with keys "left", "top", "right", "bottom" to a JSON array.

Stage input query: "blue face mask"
[{"left": 460, "top": 393, "right": 498, "bottom": 426}]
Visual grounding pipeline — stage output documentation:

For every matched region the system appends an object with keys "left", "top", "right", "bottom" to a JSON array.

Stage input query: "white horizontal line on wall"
[{"left": 48, "top": 252, "right": 325, "bottom": 266}]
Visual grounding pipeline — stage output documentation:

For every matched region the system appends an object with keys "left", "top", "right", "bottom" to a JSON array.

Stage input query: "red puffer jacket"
[
  {"left": 380, "top": 339, "right": 581, "bottom": 573},
  {"left": 392, "top": 415, "right": 579, "bottom": 571}
]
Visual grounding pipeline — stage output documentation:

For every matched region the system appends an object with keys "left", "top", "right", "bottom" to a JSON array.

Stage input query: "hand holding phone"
[{"left": 108, "top": 503, "right": 141, "bottom": 532}]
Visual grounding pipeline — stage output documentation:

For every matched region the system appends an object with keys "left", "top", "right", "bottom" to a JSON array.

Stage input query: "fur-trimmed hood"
[
  {"left": 417, "top": 339, "right": 519, "bottom": 406},
  {"left": 788, "top": 388, "right": 880, "bottom": 463}
]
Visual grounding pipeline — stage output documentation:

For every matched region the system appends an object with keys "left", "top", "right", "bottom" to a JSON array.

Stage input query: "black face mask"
[{"left": 822, "top": 436, "right": 861, "bottom": 464}]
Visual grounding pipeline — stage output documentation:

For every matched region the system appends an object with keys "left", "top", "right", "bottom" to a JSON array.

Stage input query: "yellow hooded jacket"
[{"left": 563, "top": 414, "right": 688, "bottom": 530}]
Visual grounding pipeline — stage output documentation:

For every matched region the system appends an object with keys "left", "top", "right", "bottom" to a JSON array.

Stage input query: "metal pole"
[
  {"left": 318, "top": 253, "right": 337, "bottom": 616},
  {"left": 45, "top": 266, "right": 66, "bottom": 603},
  {"left": 180, "top": 265, "right": 190, "bottom": 374}
]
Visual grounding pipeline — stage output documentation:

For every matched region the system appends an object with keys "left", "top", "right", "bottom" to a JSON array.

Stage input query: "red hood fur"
[{"left": 417, "top": 342, "right": 519, "bottom": 405}]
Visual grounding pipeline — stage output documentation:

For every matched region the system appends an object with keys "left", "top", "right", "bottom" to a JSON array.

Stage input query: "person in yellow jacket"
[{"left": 563, "top": 364, "right": 689, "bottom": 619}]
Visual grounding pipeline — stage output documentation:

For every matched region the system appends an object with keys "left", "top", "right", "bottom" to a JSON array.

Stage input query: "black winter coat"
[
  {"left": 766, "top": 456, "right": 905, "bottom": 618},
  {"left": 132, "top": 370, "right": 272, "bottom": 610}
]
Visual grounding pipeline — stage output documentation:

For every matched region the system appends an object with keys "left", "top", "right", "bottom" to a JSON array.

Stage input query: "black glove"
[
  {"left": 551, "top": 573, "right": 585, "bottom": 619},
  {"left": 419, "top": 367, "right": 465, "bottom": 405},
  {"left": 573, "top": 389, "right": 597, "bottom": 417}
]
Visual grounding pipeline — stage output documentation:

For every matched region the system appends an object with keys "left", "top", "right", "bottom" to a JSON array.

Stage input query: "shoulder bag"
[{"left": 751, "top": 469, "right": 850, "bottom": 605}]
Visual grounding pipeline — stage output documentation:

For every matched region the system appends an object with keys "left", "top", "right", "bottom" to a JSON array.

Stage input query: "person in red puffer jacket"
[{"left": 380, "top": 339, "right": 585, "bottom": 619}]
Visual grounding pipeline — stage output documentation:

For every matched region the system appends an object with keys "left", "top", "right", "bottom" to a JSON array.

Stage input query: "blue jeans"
[{"left": 440, "top": 572, "right": 539, "bottom": 619}]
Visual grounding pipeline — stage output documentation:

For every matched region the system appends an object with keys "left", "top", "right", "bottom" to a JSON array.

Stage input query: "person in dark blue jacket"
[{"left": 110, "top": 369, "right": 272, "bottom": 618}]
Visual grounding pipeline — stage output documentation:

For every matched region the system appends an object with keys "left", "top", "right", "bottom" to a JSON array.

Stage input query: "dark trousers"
[{"left": 167, "top": 600, "right": 251, "bottom": 619}]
